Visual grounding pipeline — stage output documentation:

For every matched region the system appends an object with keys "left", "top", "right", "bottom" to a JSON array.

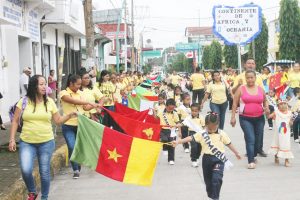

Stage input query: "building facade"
[
  {"left": 0, "top": 0, "right": 85, "bottom": 122},
  {"left": 267, "top": 19, "right": 280, "bottom": 62}
]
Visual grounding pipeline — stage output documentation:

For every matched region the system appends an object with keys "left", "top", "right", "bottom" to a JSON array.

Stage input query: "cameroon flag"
[
  {"left": 71, "top": 115, "right": 162, "bottom": 186},
  {"left": 104, "top": 108, "right": 161, "bottom": 141}
]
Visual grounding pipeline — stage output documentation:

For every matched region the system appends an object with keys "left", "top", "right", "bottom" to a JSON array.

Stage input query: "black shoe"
[
  {"left": 1, "top": 126, "right": 6, "bottom": 130},
  {"left": 73, "top": 172, "right": 80, "bottom": 179},
  {"left": 258, "top": 151, "right": 267, "bottom": 157}
]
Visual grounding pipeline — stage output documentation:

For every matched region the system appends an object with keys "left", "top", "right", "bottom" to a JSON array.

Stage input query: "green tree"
[
  {"left": 169, "top": 53, "right": 185, "bottom": 72},
  {"left": 209, "top": 40, "right": 222, "bottom": 69},
  {"left": 223, "top": 45, "right": 238, "bottom": 68},
  {"left": 143, "top": 63, "right": 152, "bottom": 74},
  {"left": 279, "top": 0, "right": 300, "bottom": 60},
  {"left": 248, "top": 16, "right": 269, "bottom": 71},
  {"left": 183, "top": 58, "right": 193, "bottom": 73},
  {"left": 202, "top": 46, "right": 211, "bottom": 69}
]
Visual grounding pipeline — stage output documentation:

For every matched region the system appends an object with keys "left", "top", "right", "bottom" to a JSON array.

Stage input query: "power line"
[{"left": 135, "top": 6, "right": 280, "bottom": 21}]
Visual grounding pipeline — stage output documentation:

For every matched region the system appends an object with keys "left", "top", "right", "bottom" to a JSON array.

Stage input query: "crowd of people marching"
[{"left": 3, "top": 57, "right": 300, "bottom": 200}]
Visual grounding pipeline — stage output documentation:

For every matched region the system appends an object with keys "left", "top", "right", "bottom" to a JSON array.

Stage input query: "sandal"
[{"left": 285, "top": 159, "right": 291, "bottom": 167}]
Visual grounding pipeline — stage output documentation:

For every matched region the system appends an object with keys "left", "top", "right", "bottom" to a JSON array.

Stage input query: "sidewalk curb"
[{"left": 0, "top": 145, "right": 67, "bottom": 200}]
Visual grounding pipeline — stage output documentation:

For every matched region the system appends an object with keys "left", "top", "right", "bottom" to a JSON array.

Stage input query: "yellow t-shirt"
[
  {"left": 233, "top": 71, "right": 263, "bottom": 88},
  {"left": 188, "top": 115, "right": 205, "bottom": 131},
  {"left": 155, "top": 104, "right": 165, "bottom": 114},
  {"left": 177, "top": 105, "right": 191, "bottom": 120},
  {"left": 292, "top": 99, "right": 300, "bottom": 112},
  {"left": 190, "top": 73, "right": 205, "bottom": 90},
  {"left": 166, "top": 90, "right": 174, "bottom": 99},
  {"left": 206, "top": 82, "right": 227, "bottom": 104},
  {"left": 81, "top": 87, "right": 103, "bottom": 115},
  {"left": 288, "top": 72, "right": 300, "bottom": 88},
  {"left": 157, "top": 110, "right": 180, "bottom": 129},
  {"left": 170, "top": 75, "right": 182, "bottom": 86},
  {"left": 60, "top": 88, "right": 85, "bottom": 126},
  {"left": 115, "top": 82, "right": 126, "bottom": 103},
  {"left": 18, "top": 98, "right": 58, "bottom": 143},
  {"left": 174, "top": 95, "right": 181, "bottom": 107},
  {"left": 136, "top": 77, "right": 144, "bottom": 85},
  {"left": 261, "top": 74, "right": 271, "bottom": 81},
  {"left": 193, "top": 130, "right": 231, "bottom": 155},
  {"left": 96, "top": 81, "right": 116, "bottom": 106}
]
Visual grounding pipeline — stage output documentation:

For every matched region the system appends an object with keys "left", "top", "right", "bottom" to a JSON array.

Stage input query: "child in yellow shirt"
[
  {"left": 173, "top": 112, "right": 241, "bottom": 200},
  {"left": 157, "top": 99, "right": 181, "bottom": 165}
]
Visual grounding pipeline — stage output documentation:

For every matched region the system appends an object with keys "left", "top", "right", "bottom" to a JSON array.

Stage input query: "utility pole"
[
  {"left": 252, "top": 40, "right": 256, "bottom": 60},
  {"left": 198, "top": 9, "right": 201, "bottom": 71},
  {"left": 131, "top": 0, "right": 135, "bottom": 71},
  {"left": 83, "top": 0, "right": 94, "bottom": 69},
  {"left": 124, "top": 0, "right": 128, "bottom": 71}
]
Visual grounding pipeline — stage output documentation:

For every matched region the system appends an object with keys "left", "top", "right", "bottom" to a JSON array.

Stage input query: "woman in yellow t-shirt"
[
  {"left": 80, "top": 70, "right": 104, "bottom": 121},
  {"left": 60, "top": 74, "right": 99, "bottom": 179},
  {"left": 201, "top": 71, "right": 230, "bottom": 130},
  {"left": 9, "top": 75, "right": 77, "bottom": 200},
  {"left": 96, "top": 70, "right": 116, "bottom": 127},
  {"left": 288, "top": 62, "right": 300, "bottom": 98},
  {"left": 96, "top": 70, "right": 116, "bottom": 110}
]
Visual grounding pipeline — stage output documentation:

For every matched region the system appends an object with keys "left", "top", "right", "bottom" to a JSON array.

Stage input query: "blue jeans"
[
  {"left": 202, "top": 154, "right": 224, "bottom": 200},
  {"left": 239, "top": 115, "right": 265, "bottom": 163},
  {"left": 19, "top": 139, "right": 55, "bottom": 200},
  {"left": 209, "top": 101, "right": 228, "bottom": 130},
  {"left": 62, "top": 124, "right": 80, "bottom": 172}
]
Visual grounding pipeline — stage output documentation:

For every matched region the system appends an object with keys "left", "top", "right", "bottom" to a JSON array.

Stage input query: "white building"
[
  {"left": 267, "top": 19, "right": 280, "bottom": 62},
  {"left": 0, "top": 0, "right": 85, "bottom": 122}
]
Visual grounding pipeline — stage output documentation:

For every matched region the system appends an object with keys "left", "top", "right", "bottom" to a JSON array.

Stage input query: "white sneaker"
[
  {"left": 184, "top": 148, "right": 190, "bottom": 153},
  {"left": 169, "top": 161, "right": 175, "bottom": 165},
  {"left": 269, "top": 127, "right": 273, "bottom": 130},
  {"left": 191, "top": 161, "right": 198, "bottom": 168},
  {"left": 295, "top": 139, "right": 300, "bottom": 143},
  {"left": 163, "top": 151, "right": 168, "bottom": 156}
]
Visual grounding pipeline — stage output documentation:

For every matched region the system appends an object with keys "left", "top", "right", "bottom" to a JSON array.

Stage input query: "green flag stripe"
[
  {"left": 128, "top": 95, "right": 141, "bottom": 111},
  {"left": 70, "top": 115, "right": 104, "bottom": 170}
]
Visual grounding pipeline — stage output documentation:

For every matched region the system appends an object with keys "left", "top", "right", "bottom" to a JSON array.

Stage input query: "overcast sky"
[{"left": 94, "top": 0, "right": 281, "bottom": 48}]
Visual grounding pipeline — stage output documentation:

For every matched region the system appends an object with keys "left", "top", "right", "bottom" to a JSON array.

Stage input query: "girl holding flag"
[{"left": 173, "top": 112, "right": 241, "bottom": 200}]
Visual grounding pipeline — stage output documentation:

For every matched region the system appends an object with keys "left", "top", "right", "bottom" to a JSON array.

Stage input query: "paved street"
[{"left": 48, "top": 111, "right": 300, "bottom": 200}]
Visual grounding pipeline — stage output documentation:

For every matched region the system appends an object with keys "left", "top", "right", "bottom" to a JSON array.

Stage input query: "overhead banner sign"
[
  {"left": 212, "top": 4, "right": 262, "bottom": 45},
  {"left": 175, "top": 43, "right": 199, "bottom": 52},
  {"left": 142, "top": 50, "right": 161, "bottom": 58}
]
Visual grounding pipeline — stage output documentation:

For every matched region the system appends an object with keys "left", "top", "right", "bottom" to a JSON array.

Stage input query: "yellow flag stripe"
[{"left": 123, "top": 138, "right": 162, "bottom": 186}]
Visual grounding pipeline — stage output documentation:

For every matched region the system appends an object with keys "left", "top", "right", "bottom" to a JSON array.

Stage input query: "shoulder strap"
[
  {"left": 162, "top": 111, "right": 170, "bottom": 126},
  {"left": 19, "top": 97, "right": 28, "bottom": 126}
]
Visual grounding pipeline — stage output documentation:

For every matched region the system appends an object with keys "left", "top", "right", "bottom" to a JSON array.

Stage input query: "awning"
[{"left": 263, "top": 60, "right": 295, "bottom": 67}]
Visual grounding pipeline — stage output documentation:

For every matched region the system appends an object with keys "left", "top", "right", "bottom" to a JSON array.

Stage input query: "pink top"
[
  {"left": 239, "top": 85, "right": 264, "bottom": 117},
  {"left": 48, "top": 76, "right": 57, "bottom": 90}
]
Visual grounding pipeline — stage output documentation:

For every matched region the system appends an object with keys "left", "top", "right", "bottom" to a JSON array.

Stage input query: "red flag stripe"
[
  {"left": 103, "top": 108, "right": 161, "bottom": 141},
  {"left": 96, "top": 127, "right": 133, "bottom": 182}
]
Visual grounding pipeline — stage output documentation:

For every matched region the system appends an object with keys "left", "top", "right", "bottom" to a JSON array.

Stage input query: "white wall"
[
  {"left": 1, "top": 28, "right": 21, "bottom": 121},
  {"left": 19, "top": 36, "right": 33, "bottom": 70},
  {"left": 44, "top": 0, "right": 85, "bottom": 36},
  {"left": 268, "top": 21, "right": 278, "bottom": 62}
]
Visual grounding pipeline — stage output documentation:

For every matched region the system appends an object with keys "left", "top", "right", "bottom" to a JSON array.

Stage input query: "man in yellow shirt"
[
  {"left": 169, "top": 70, "right": 182, "bottom": 86},
  {"left": 232, "top": 58, "right": 263, "bottom": 93},
  {"left": 190, "top": 67, "right": 206, "bottom": 103}
]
